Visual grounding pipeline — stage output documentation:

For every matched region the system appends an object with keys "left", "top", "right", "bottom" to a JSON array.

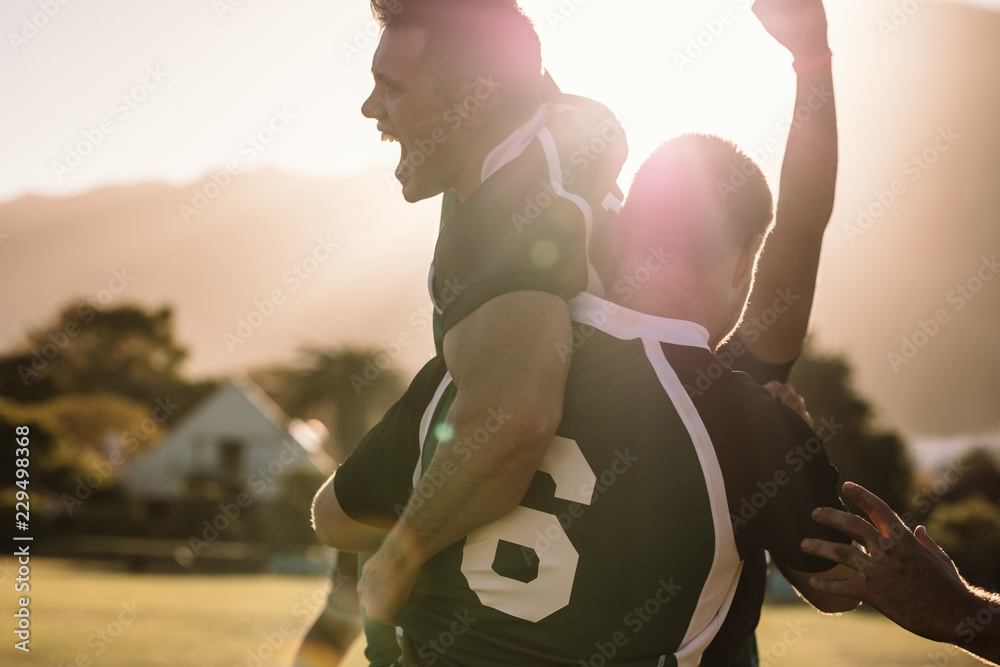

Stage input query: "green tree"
[
  {"left": 2, "top": 302, "right": 188, "bottom": 403},
  {"left": 266, "top": 346, "right": 406, "bottom": 461},
  {"left": 0, "top": 301, "right": 216, "bottom": 426},
  {"left": 925, "top": 494, "right": 1000, "bottom": 592},
  {"left": 939, "top": 448, "right": 1000, "bottom": 508},
  {"left": 788, "top": 343, "right": 915, "bottom": 516},
  {"left": 0, "top": 398, "right": 98, "bottom": 507},
  {"left": 40, "top": 392, "right": 163, "bottom": 457}
]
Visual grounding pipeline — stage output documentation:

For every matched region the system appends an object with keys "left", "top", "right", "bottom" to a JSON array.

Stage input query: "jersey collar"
[
  {"left": 480, "top": 104, "right": 549, "bottom": 183},
  {"left": 569, "top": 292, "right": 712, "bottom": 351}
]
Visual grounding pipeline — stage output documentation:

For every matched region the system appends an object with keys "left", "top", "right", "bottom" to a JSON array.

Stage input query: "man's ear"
[
  {"left": 452, "top": 75, "right": 500, "bottom": 129},
  {"left": 732, "top": 233, "right": 763, "bottom": 290}
]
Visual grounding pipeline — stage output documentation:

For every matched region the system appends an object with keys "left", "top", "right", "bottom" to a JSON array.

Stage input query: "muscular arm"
[
  {"left": 359, "top": 291, "right": 571, "bottom": 621},
  {"left": 312, "top": 473, "right": 390, "bottom": 554},
  {"left": 738, "top": 0, "right": 836, "bottom": 364},
  {"left": 409, "top": 291, "right": 569, "bottom": 555}
]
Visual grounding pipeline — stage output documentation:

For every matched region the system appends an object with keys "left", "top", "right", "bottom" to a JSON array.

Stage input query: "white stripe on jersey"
[
  {"left": 429, "top": 103, "right": 611, "bottom": 313},
  {"left": 642, "top": 339, "right": 743, "bottom": 667},
  {"left": 415, "top": 371, "right": 453, "bottom": 489},
  {"left": 602, "top": 191, "right": 622, "bottom": 213},
  {"left": 535, "top": 125, "right": 604, "bottom": 297}
]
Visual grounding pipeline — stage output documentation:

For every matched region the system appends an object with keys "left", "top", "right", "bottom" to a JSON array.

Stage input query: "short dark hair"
[
  {"left": 371, "top": 0, "right": 543, "bottom": 112},
  {"left": 616, "top": 134, "right": 774, "bottom": 261}
]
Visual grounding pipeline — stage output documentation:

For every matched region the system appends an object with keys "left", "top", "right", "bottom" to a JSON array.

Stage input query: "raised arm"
[
  {"left": 358, "top": 292, "right": 571, "bottom": 622},
  {"left": 737, "top": 0, "right": 836, "bottom": 364}
]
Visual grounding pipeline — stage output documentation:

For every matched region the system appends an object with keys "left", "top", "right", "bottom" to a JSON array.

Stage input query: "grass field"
[{"left": 0, "top": 558, "right": 985, "bottom": 666}]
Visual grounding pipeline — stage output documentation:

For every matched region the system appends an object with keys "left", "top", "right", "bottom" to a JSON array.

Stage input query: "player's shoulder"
[
  {"left": 544, "top": 94, "right": 627, "bottom": 175},
  {"left": 666, "top": 342, "right": 806, "bottom": 433},
  {"left": 550, "top": 92, "right": 623, "bottom": 132}
]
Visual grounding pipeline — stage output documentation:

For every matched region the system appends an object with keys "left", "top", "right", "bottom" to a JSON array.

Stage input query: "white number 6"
[{"left": 460, "top": 436, "right": 596, "bottom": 622}]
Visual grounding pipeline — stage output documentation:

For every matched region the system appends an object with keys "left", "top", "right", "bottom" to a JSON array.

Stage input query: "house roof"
[{"left": 119, "top": 377, "right": 334, "bottom": 499}]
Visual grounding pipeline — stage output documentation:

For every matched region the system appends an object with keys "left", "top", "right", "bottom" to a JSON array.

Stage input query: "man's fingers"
[
  {"left": 807, "top": 574, "right": 868, "bottom": 602},
  {"left": 811, "top": 506, "right": 881, "bottom": 548},
  {"left": 841, "top": 482, "right": 904, "bottom": 537},
  {"left": 764, "top": 381, "right": 814, "bottom": 427},
  {"left": 801, "top": 536, "right": 872, "bottom": 573},
  {"left": 915, "top": 525, "right": 954, "bottom": 566}
]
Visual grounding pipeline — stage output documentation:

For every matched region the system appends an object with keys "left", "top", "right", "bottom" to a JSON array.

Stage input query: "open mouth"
[{"left": 379, "top": 128, "right": 409, "bottom": 181}]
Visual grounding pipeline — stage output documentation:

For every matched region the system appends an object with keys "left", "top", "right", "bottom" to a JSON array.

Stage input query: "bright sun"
[{"left": 517, "top": 0, "right": 798, "bottom": 193}]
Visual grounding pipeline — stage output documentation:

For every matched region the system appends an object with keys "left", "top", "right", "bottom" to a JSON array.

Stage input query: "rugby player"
[
  {"left": 309, "top": 0, "right": 840, "bottom": 663},
  {"left": 354, "top": 0, "right": 838, "bottom": 622},
  {"left": 316, "top": 133, "right": 859, "bottom": 666}
]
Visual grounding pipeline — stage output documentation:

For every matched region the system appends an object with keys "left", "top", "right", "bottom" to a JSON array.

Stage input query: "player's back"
[{"left": 396, "top": 307, "right": 743, "bottom": 666}]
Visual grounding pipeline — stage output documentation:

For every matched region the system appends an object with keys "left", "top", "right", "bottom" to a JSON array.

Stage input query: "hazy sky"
[
  {"left": 2, "top": 0, "right": 999, "bottom": 438},
  {"left": 3, "top": 0, "right": 995, "bottom": 204}
]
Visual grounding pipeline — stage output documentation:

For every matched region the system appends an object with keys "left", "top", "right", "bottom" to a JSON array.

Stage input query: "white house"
[{"left": 120, "top": 378, "right": 334, "bottom": 502}]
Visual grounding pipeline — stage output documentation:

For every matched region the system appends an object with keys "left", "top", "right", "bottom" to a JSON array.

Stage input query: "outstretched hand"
[
  {"left": 801, "top": 482, "right": 975, "bottom": 643},
  {"left": 752, "top": 0, "right": 830, "bottom": 62}
]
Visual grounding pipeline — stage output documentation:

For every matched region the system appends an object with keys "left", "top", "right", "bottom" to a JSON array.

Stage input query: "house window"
[{"left": 218, "top": 439, "right": 244, "bottom": 475}]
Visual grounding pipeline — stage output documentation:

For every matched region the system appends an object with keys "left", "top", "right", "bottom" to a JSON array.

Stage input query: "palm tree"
[{"left": 277, "top": 346, "right": 407, "bottom": 461}]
